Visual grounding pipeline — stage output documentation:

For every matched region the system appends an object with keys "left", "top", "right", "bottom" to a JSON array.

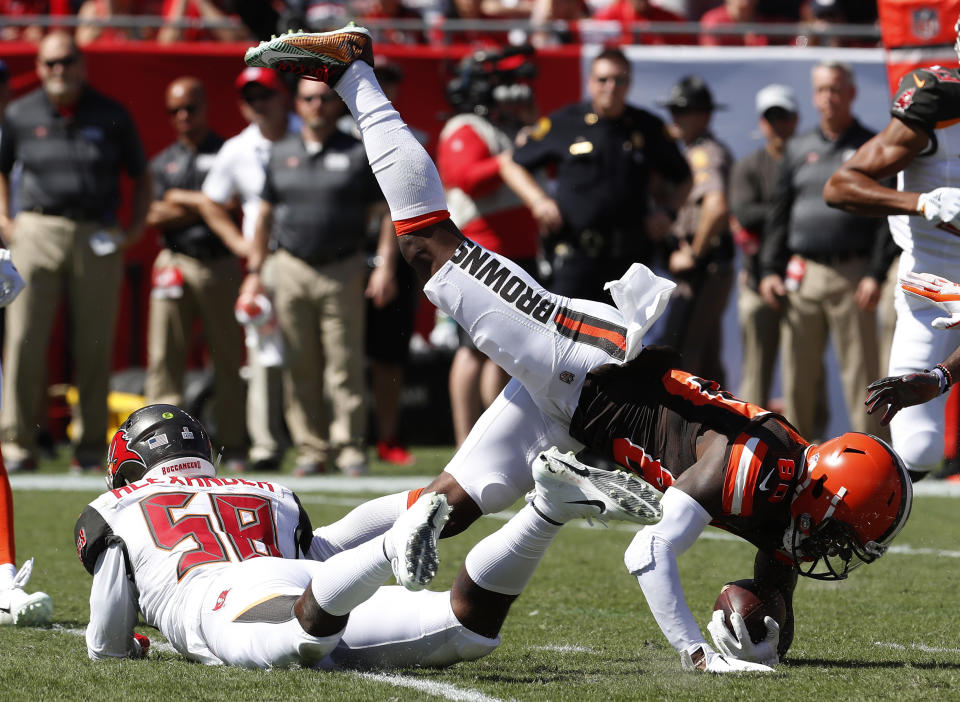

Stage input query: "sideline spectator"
[
  {"left": 528, "top": 0, "right": 589, "bottom": 46},
  {"left": 0, "top": 32, "right": 151, "bottom": 472},
  {"left": 591, "top": 0, "right": 692, "bottom": 46},
  {"left": 729, "top": 83, "right": 798, "bottom": 406},
  {"left": 242, "top": 78, "right": 384, "bottom": 477},
  {"left": 758, "top": 60, "right": 892, "bottom": 441},
  {"left": 157, "top": 0, "right": 250, "bottom": 43},
  {"left": 76, "top": 0, "right": 159, "bottom": 45},
  {"left": 145, "top": 77, "right": 246, "bottom": 469},
  {"left": 0, "top": 0, "right": 49, "bottom": 43},
  {"left": 656, "top": 75, "right": 735, "bottom": 385},
  {"left": 499, "top": 47, "right": 691, "bottom": 302},
  {"left": 699, "top": 0, "right": 781, "bottom": 46},
  {"left": 200, "top": 67, "right": 292, "bottom": 472},
  {"left": 438, "top": 49, "right": 541, "bottom": 446}
]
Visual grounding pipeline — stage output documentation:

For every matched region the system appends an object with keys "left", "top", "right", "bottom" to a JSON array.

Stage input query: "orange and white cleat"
[{"left": 244, "top": 24, "right": 374, "bottom": 85}]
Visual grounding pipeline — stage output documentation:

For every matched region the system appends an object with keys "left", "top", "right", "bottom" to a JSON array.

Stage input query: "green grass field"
[{"left": 4, "top": 448, "right": 960, "bottom": 701}]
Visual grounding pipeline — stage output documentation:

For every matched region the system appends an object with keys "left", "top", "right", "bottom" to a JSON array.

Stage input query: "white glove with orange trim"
[
  {"left": 917, "top": 188, "right": 960, "bottom": 229},
  {"left": 900, "top": 271, "right": 960, "bottom": 329}
]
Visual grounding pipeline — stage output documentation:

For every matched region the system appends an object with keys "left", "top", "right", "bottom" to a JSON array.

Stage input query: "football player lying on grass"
[
  {"left": 241, "top": 25, "right": 915, "bottom": 673},
  {"left": 866, "top": 272, "right": 960, "bottom": 426},
  {"left": 75, "top": 404, "right": 654, "bottom": 668}
]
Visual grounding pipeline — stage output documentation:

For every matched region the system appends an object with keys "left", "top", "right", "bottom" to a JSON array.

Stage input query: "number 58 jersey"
[{"left": 74, "top": 476, "right": 315, "bottom": 635}]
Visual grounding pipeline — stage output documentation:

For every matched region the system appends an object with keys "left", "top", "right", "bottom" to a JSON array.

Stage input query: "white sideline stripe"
[
  {"left": 8, "top": 474, "right": 435, "bottom": 493},
  {"left": 874, "top": 641, "right": 960, "bottom": 655},
  {"left": 357, "top": 672, "right": 508, "bottom": 702},
  {"left": 18, "top": 476, "right": 960, "bottom": 559},
  {"left": 54, "top": 624, "right": 504, "bottom": 700}
]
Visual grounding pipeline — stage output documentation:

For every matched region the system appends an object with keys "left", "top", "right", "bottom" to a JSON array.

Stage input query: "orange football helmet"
[{"left": 785, "top": 432, "right": 912, "bottom": 580}]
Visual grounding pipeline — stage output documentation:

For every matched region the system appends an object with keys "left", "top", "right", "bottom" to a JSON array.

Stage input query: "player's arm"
[
  {"left": 86, "top": 544, "right": 147, "bottom": 661},
  {"left": 624, "top": 435, "right": 773, "bottom": 673},
  {"left": 823, "top": 117, "right": 928, "bottom": 216},
  {"left": 752, "top": 550, "right": 797, "bottom": 658}
]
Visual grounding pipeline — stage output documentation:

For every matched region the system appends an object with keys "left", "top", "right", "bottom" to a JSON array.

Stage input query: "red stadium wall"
[{"left": 0, "top": 41, "right": 582, "bottom": 378}]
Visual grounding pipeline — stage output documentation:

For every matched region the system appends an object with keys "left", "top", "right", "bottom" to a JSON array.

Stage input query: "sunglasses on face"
[
  {"left": 167, "top": 103, "right": 201, "bottom": 116},
  {"left": 298, "top": 93, "right": 339, "bottom": 104},
  {"left": 763, "top": 107, "right": 796, "bottom": 122},
  {"left": 242, "top": 90, "right": 276, "bottom": 105},
  {"left": 43, "top": 55, "right": 79, "bottom": 69}
]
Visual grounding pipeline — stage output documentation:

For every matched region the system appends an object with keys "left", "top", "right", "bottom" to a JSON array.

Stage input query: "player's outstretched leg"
[{"left": 530, "top": 447, "right": 662, "bottom": 525}]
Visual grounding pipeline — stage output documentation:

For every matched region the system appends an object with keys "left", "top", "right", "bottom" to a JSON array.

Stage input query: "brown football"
[{"left": 713, "top": 579, "right": 787, "bottom": 644}]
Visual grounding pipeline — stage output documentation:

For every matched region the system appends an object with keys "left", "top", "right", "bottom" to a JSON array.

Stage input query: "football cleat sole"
[
  {"left": 533, "top": 447, "right": 663, "bottom": 525},
  {"left": 388, "top": 491, "right": 451, "bottom": 591},
  {"left": 244, "top": 24, "right": 374, "bottom": 84}
]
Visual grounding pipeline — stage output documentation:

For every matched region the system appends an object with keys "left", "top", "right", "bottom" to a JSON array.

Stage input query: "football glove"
[
  {"left": 900, "top": 271, "right": 960, "bottom": 329},
  {"left": 133, "top": 633, "right": 150, "bottom": 658},
  {"left": 707, "top": 610, "right": 780, "bottom": 666},
  {"left": 865, "top": 371, "right": 942, "bottom": 425},
  {"left": 917, "top": 188, "right": 960, "bottom": 231},
  {"left": 0, "top": 249, "right": 25, "bottom": 308},
  {"left": 680, "top": 642, "right": 774, "bottom": 674}
]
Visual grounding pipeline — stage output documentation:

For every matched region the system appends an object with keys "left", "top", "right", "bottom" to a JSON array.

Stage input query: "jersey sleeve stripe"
[
  {"left": 553, "top": 307, "right": 627, "bottom": 360},
  {"left": 722, "top": 434, "right": 767, "bottom": 517}
]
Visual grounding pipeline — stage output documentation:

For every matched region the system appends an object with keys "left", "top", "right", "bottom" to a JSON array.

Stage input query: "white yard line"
[
  {"left": 530, "top": 644, "right": 596, "bottom": 654},
  {"left": 53, "top": 623, "right": 507, "bottom": 700},
  {"left": 357, "top": 672, "right": 510, "bottom": 702}
]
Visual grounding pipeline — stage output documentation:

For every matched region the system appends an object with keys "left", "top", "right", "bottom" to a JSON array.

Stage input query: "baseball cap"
[
  {"left": 658, "top": 75, "right": 725, "bottom": 111},
  {"left": 755, "top": 84, "right": 798, "bottom": 116},
  {"left": 235, "top": 66, "right": 283, "bottom": 93}
]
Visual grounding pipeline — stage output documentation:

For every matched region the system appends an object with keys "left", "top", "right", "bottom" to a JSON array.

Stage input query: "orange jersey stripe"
[
  {"left": 554, "top": 312, "right": 627, "bottom": 350},
  {"left": 394, "top": 210, "right": 451, "bottom": 236},
  {"left": 721, "top": 433, "right": 768, "bottom": 517}
]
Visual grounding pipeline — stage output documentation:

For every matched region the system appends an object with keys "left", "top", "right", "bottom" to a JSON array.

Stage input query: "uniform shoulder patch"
[{"left": 689, "top": 146, "right": 710, "bottom": 170}]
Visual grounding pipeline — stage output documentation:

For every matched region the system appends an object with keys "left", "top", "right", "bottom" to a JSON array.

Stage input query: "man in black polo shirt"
[
  {"left": 758, "top": 60, "right": 892, "bottom": 441},
  {"left": 0, "top": 32, "right": 151, "bottom": 472},
  {"left": 145, "top": 77, "right": 246, "bottom": 469},
  {"left": 498, "top": 47, "right": 691, "bottom": 302},
  {"left": 241, "top": 78, "right": 384, "bottom": 476}
]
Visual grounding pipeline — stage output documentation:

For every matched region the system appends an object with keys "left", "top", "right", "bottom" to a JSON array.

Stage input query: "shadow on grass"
[{"left": 787, "top": 658, "right": 960, "bottom": 670}]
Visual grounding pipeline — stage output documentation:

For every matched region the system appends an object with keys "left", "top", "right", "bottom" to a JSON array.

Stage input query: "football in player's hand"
[{"left": 713, "top": 579, "right": 786, "bottom": 644}]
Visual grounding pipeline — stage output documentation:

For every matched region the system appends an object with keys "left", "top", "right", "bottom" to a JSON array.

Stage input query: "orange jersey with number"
[{"left": 570, "top": 346, "right": 810, "bottom": 557}]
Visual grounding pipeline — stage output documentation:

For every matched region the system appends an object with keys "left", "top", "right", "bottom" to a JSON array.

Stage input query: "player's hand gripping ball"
[{"left": 713, "top": 579, "right": 786, "bottom": 644}]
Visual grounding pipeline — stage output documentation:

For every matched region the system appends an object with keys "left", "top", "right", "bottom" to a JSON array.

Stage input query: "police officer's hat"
[{"left": 658, "top": 75, "right": 725, "bottom": 112}]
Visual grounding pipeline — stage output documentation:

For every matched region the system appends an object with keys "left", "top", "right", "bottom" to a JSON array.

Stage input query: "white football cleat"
[
  {"left": 243, "top": 24, "right": 374, "bottom": 85},
  {"left": 0, "top": 558, "right": 53, "bottom": 627},
  {"left": 530, "top": 447, "right": 662, "bottom": 525},
  {"left": 385, "top": 491, "right": 451, "bottom": 591}
]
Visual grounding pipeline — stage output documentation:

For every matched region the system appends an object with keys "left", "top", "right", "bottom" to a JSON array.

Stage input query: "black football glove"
[{"left": 865, "top": 371, "right": 941, "bottom": 426}]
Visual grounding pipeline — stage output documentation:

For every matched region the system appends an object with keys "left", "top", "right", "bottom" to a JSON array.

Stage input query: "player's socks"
[
  {"left": 0, "top": 563, "right": 15, "bottom": 591},
  {"left": 309, "top": 537, "right": 394, "bottom": 616},
  {"left": 332, "top": 587, "right": 500, "bottom": 667},
  {"left": 333, "top": 61, "right": 448, "bottom": 223},
  {"left": 463, "top": 504, "right": 561, "bottom": 596},
  {"left": 309, "top": 491, "right": 408, "bottom": 560}
]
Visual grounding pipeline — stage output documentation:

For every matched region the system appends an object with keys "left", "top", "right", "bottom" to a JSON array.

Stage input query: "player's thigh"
[
  {"left": 444, "top": 379, "right": 579, "bottom": 514},
  {"left": 200, "top": 558, "right": 338, "bottom": 669}
]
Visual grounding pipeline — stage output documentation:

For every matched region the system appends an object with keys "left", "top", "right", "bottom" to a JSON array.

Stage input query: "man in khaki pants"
[
  {"left": 0, "top": 32, "right": 151, "bottom": 472},
  {"left": 146, "top": 77, "right": 246, "bottom": 467},
  {"left": 242, "top": 78, "right": 383, "bottom": 476}
]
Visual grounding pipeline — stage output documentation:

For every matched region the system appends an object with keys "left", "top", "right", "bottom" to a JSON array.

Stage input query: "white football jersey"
[
  {"left": 75, "top": 475, "right": 313, "bottom": 649},
  {"left": 889, "top": 66, "right": 960, "bottom": 270}
]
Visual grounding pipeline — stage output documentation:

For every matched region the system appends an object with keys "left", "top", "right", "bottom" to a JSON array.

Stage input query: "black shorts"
[{"left": 365, "top": 260, "right": 418, "bottom": 364}]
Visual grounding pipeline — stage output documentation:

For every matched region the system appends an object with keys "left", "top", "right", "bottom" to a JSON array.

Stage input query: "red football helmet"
[{"left": 785, "top": 432, "right": 912, "bottom": 580}]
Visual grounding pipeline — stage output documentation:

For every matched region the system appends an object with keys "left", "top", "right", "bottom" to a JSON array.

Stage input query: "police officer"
[
  {"left": 145, "top": 77, "right": 246, "bottom": 469},
  {"left": 499, "top": 47, "right": 691, "bottom": 302},
  {"left": 656, "top": 75, "right": 735, "bottom": 385},
  {"left": 0, "top": 32, "right": 151, "bottom": 472},
  {"left": 241, "top": 78, "right": 384, "bottom": 477}
]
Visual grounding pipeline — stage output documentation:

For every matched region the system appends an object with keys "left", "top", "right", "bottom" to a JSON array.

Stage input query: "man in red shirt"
[{"left": 593, "top": 0, "right": 693, "bottom": 45}]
